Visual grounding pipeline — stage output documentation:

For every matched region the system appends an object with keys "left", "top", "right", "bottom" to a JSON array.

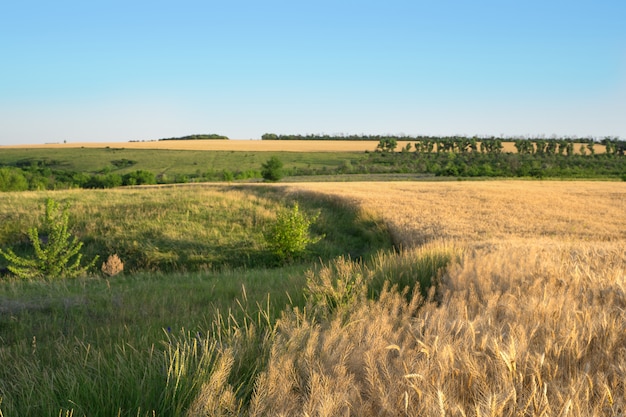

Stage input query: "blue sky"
[{"left": 1, "top": 0, "right": 624, "bottom": 144}]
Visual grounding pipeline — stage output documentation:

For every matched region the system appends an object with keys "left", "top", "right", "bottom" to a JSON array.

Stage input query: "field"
[
  {"left": 250, "top": 180, "right": 626, "bottom": 416},
  {"left": 0, "top": 180, "right": 625, "bottom": 416},
  {"left": 0, "top": 138, "right": 608, "bottom": 153},
  {"left": 1, "top": 139, "right": 406, "bottom": 152},
  {"left": 288, "top": 180, "right": 626, "bottom": 247}
]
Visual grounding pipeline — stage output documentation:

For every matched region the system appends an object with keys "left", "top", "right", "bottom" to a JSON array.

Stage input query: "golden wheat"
[
  {"left": 284, "top": 180, "right": 626, "bottom": 248},
  {"left": 242, "top": 242, "right": 625, "bottom": 416},
  {"left": 231, "top": 181, "right": 626, "bottom": 416},
  {"left": 1, "top": 140, "right": 607, "bottom": 153}
]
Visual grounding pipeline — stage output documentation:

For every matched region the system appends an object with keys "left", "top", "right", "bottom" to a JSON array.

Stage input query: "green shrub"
[
  {"left": 261, "top": 156, "right": 284, "bottom": 182},
  {"left": 0, "top": 199, "right": 98, "bottom": 279},
  {"left": 265, "top": 203, "right": 322, "bottom": 261},
  {"left": 0, "top": 167, "right": 29, "bottom": 191},
  {"left": 122, "top": 170, "right": 156, "bottom": 186}
]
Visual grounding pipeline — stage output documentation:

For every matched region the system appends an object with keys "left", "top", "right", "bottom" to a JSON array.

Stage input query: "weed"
[{"left": 101, "top": 254, "right": 124, "bottom": 277}]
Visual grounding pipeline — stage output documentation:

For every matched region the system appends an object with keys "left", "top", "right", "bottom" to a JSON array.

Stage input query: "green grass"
[
  {"left": 0, "top": 147, "right": 365, "bottom": 177},
  {"left": 0, "top": 185, "right": 396, "bottom": 416},
  {"left": 0, "top": 185, "right": 392, "bottom": 273},
  {"left": 0, "top": 267, "right": 308, "bottom": 416}
]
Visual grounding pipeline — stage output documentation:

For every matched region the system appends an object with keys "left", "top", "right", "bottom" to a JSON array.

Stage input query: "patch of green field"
[
  {"left": 0, "top": 147, "right": 365, "bottom": 177},
  {"left": 0, "top": 266, "right": 308, "bottom": 416},
  {"left": 0, "top": 185, "right": 392, "bottom": 273},
  {"left": 0, "top": 185, "right": 394, "bottom": 415}
]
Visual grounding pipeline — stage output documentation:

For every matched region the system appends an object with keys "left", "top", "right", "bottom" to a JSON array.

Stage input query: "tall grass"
[
  {"left": 243, "top": 242, "right": 625, "bottom": 416},
  {"left": 0, "top": 266, "right": 308, "bottom": 416},
  {"left": 0, "top": 185, "right": 394, "bottom": 416}
]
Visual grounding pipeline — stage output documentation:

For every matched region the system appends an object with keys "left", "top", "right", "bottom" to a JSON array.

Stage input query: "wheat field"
[
  {"left": 0, "top": 139, "right": 403, "bottom": 152},
  {"left": 1, "top": 139, "right": 607, "bottom": 154},
  {"left": 190, "top": 180, "right": 626, "bottom": 416},
  {"left": 285, "top": 180, "right": 626, "bottom": 248}
]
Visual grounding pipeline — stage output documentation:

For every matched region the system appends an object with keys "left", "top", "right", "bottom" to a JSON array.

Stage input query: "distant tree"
[
  {"left": 122, "top": 170, "right": 156, "bottom": 186},
  {"left": 262, "top": 133, "right": 279, "bottom": 140},
  {"left": 376, "top": 138, "right": 398, "bottom": 152},
  {"left": 158, "top": 134, "right": 228, "bottom": 141},
  {"left": 261, "top": 157, "right": 284, "bottom": 182},
  {"left": 84, "top": 173, "right": 123, "bottom": 189}
]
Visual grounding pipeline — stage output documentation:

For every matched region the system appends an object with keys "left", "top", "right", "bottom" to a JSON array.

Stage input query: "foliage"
[
  {"left": 376, "top": 138, "right": 398, "bottom": 152},
  {"left": 84, "top": 173, "right": 123, "bottom": 188},
  {"left": 0, "top": 199, "right": 98, "bottom": 280},
  {"left": 122, "top": 169, "right": 156, "bottom": 186},
  {"left": 265, "top": 203, "right": 322, "bottom": 261},
  {"left": 0, "top": 167, "right": 29, "bottom": 191},
  {"left": 0, "top": 265, "right": 309, "bottom": 416},
  {"left": 111, "top": 158, "right": 137, "bottom": 168},
  {"left": 261, "top": 156, "right": 284, "bottom": 182},
  {"left": 158, "top": 133, "right": 229, "bottom": 140}
]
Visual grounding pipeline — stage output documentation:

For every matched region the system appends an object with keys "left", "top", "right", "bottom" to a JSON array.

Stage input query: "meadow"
[
  {"left": 0, "top": 178, "right": 625, "bottom": 416},
  {"left": 0, "top": 146, "right": 360, "bottom": 179}
]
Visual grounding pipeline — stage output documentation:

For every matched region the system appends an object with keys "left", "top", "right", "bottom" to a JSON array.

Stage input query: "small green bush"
[
  {"left": 0, "top": 198, "right": 98, "bottom": 280},
  {"left": 261, "top": 157, "right": 284, "bottom": 182},
  {"left": 122, "top": 170, "right": 156, "bottom": 186},
  {"left": 265, "top": 203, "right": 322, "bottom": 261},
  {"left": 0, "top": 167, "right": 29, "bottom": 191}
]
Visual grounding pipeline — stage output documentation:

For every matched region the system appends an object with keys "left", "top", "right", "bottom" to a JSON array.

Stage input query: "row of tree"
[
  {"left": 262, "top": 133, "right": 622, "bottom": 144},
  {"left": 360, "top": 152, "right": 626, "bottom": 179},
  {"left": 158, "top": 134, "right": 228, "bottom": 141},
  {"left": 376, "top": 138, "right": 625, "bottom": 156}
]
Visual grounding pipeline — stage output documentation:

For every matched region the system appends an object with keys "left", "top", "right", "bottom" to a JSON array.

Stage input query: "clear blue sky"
[{"left": 1, "top": 0, "right": 624, "bottom": 144}]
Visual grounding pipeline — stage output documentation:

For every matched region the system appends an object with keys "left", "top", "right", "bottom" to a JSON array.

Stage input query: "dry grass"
[
  {"left": 187, "top": 180, "right": 626, "bottom": 416},
  {"left": 245, "top": 242, "right": 625, "bottom": 416}
]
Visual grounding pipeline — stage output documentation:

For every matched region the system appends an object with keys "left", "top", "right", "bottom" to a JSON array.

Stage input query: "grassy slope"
[
  {"left": 0, "top": 185, "right": 392, "bottom": 273},
  {"left": 0, "top": 147, "right": 365, "bottom": 176},
  {"left": 0, "top": 185, "right": 393, "bottom": 416}
]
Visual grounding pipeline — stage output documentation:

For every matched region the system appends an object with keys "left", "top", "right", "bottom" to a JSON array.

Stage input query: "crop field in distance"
[{"left": 1, "top": 139, "right": 608, "bottom": 154}]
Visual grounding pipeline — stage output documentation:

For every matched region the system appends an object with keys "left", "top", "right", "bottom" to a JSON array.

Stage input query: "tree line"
[
  {"left": 158, "top": 134, "right": 228, "bottom": 141},
  {"left": 376, "top": 137, "right": 626, "bottom": 157},
  {"left": 0, "top": 162, "right": 261, "bottom": 192},
  {"left": 262, "top": 133, "right": 622, "bottom": 146}
]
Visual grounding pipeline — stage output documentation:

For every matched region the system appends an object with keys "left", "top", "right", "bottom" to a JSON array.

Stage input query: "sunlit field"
[
  {"left": 1, "top": 180, "right": 624, "bottom": 416},
  {"left": 240, "top": 180, "right": 626, "bottom": 416},
  {"left": 0, "top": 139, "right": 409, "bottom": 152},
  {"left": 287, "top": 180, "right": 626, "bottom": 247},
  {"left": 1, "top": 139, "right": 607, "bottom": 154}
]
